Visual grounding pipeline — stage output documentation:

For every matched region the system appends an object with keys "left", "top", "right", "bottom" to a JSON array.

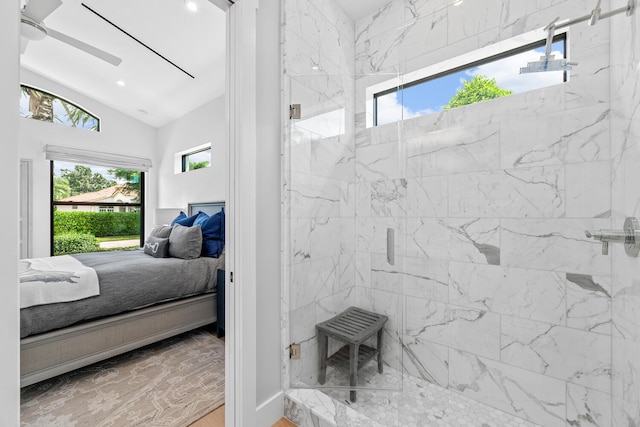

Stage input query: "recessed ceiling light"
[
  {"left": 116, "top": 80, "right": 125, "bottom": 86},
  {"left": 185, "top": 0, "right": 198, "bottom": 12},
  {"left": 452, "top": 0, "right": 463, "bottom": 5}
]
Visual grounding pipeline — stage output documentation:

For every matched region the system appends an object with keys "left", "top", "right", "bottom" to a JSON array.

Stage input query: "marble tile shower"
[{"left": 282, "top": 0, "right": 640, "bottom": 426}]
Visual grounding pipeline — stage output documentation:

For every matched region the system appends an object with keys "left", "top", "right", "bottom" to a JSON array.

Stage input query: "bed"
[{"left": 20, "top": 201, "right": 225, "bottom": 387}]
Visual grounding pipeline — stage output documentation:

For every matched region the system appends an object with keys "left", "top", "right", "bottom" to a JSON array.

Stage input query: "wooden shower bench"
[{"left": 316, "top": 306, "right": 388, "bottom": 402}]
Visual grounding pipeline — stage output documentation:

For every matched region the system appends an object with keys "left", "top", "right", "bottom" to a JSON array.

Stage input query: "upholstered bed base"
[{"left": 20, "top": 293, "right": 216, "bottom": 387}]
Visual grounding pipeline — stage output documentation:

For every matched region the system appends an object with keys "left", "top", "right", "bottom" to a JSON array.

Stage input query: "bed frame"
[
  {"left": 21, "top": 293, "right": 216, "bottom": 387},
  {"left": 20, "top": 201, "right": 225, "bottom": 388}
]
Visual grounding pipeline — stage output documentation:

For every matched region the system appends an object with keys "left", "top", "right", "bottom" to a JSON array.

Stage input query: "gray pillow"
[
  {"left": 143, "top": 236, "right": 170, "bottom": 258},
  {"left": 169, "top": 224, "right": 203, "bottom": 259},
  {"left": 149, "top": 225, "right": 172, "bottom": 238}
]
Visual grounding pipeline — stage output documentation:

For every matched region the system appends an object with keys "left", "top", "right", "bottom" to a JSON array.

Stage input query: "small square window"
[{"left": 182, "top": 147, "right": 211, "bottom": 172}]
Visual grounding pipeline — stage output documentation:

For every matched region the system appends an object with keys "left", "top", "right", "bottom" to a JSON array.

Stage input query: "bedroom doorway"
[{"left": 17, "top": 0, "right": 239, "bottom": 424}]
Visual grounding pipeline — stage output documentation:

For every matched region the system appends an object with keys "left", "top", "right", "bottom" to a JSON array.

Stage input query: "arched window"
[{"left": 19, "top": 84, "right": 100, "bottom": 131}]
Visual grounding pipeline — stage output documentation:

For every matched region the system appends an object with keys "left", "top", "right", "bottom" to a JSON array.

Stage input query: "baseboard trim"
[{"left": 256, "top": 390, "right": 284, "bottom": 426}]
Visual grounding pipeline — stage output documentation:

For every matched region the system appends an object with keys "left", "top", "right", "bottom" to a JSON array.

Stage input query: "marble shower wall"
[
  {"left": 353, "top": 1, "right": 619, "bottom": 427},
  {"left": 283, "top": 0, "right": 640, "bottom": 426},
  {"left": 610, "top": 5, "right": 640, "bottom": 427}
]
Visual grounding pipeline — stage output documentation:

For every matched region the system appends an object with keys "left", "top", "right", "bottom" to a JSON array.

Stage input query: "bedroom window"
[
  {"left": 373, "top": 33, "right": 567, "bottom": 126},
  {"left": 179, "top": 143, "right": 212, "bottom": 173},
  {"left": 51, "top": 161, "right": 144, "bottom": 256},
  {"left": 19, "top": 84, "right": 100, "bottom": 131}
]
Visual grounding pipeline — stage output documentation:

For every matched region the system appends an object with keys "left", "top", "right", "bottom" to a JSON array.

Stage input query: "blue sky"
[{"left": 377, "top": 41, "right": 565, "bottom": 125}]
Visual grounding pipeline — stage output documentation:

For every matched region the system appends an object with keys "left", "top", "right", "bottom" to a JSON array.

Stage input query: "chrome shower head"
[{"left": 519, "top": 55, "right": 576, "bottom": 74}]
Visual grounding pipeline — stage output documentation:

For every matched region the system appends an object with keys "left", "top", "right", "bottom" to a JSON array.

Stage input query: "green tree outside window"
[
  {"left": 189, "top": 161, "right": 211, "bottom": 170},
  {"left": 443, "top": 74, "right": 512, "bottom": 110},
  {"left": 61, "top": 165, "right": 116, "bottom": 196}
]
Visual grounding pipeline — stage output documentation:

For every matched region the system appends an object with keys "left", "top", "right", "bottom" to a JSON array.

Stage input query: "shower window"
[{"left": 374, "top": 33, "right": 567, "bottom": 126}]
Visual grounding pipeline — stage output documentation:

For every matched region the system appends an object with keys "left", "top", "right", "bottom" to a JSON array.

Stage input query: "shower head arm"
[
  {"left": 548, "top": 0, "right": 635, "bottom": 32},
  {"left": 542, "top": 18, "right": 558, "bottom": 58}
]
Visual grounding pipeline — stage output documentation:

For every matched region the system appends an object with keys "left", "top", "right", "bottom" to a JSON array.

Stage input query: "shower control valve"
[{"left": 585, "top": 217, "right": 640, "bottom": 257}]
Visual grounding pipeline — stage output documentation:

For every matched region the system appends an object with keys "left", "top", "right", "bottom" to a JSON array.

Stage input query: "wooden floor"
[
  {"left": 189, "top": 405, "right": 297, "bottom": 427},
  {"left": 188, "top": 329, "right": 296, "bottom": 426}
]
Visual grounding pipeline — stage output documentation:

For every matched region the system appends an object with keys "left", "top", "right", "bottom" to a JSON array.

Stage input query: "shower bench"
[{"left": 316, "top": 306, "right": 388, "bottom": 402}]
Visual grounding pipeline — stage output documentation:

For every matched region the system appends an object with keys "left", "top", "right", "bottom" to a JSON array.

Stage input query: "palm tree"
[
  {"left": 21, "top": 86, "right": 54, "bottom": 122},
  {"left": 61, "top": 100, "right": 99, "bottom": 131},
  {"left": 53, "top": 177, "right": 71, "bottom": 201},
  {"left": 20, "top": 85, "right": 98, "bottom": 130}
]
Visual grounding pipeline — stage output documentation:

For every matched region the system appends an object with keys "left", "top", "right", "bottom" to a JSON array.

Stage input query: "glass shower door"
[{"left": 284, "top": 71, "right": 405, "bottom": 417}]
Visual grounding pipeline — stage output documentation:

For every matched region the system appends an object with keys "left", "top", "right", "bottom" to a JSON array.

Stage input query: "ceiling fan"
[{"left": 20, "top": 0, "right": 122, "bottom": 66}]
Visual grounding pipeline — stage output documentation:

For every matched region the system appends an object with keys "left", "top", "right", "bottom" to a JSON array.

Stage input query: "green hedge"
[
  {"left": 54, "top": 211, "right": 140, "bottom": 237},
  {"left": 54, "top": 233, "right": 100, "bottom": 255}
]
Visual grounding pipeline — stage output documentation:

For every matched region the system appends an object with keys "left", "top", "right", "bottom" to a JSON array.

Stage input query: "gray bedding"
[{"left": 20, "top": 249, "right": 225, "bottom": 338}]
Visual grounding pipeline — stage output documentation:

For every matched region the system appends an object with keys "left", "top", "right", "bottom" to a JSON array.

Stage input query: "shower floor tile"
[{"left": 294, "top": 364, "right": 541, "bottom": 427}]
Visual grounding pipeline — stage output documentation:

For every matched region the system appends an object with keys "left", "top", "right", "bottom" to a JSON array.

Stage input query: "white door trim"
[
  {"left": 19, "top": 159, "right": 33, "bottom": 259},
  {"left": 226, "top": 0, "right": 259, "bottom": 425}
]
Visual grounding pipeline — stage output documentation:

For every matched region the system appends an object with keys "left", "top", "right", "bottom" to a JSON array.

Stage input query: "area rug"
[{"left": 20, "top": 328, "right": 225, "bottom": 427}]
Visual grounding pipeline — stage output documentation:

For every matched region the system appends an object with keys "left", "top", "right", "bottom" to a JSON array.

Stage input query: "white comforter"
[{"left": 19, "top": 255, "right": 100, "bottom": 309}]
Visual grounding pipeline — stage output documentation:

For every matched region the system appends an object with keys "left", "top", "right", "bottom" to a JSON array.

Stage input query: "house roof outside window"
[{"left": 58, "top": 184, "right": 138, "bottom": 203}]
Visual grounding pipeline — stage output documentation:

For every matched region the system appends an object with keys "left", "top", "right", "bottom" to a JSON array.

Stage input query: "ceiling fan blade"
[
  {"left": 47, "top": 28, "right": 122, "bottom": 66},
  {"left": 20, "top": 37, "right": 30, "bottom": 54},
  {"left": 22, "top": 0, "right": 62, "bottom": 23}
]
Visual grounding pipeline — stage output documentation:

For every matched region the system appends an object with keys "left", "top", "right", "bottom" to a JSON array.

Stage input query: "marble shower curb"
[{"left": 284, "top": 388, "right": 385, "bottom": 427}]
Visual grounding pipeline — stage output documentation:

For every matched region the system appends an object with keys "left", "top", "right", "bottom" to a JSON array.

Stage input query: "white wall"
[
  {"left": 0, "top": 0, "right": 20, "bottom": 424},
  {"left": 155, "top": 96, "right": 227, "bottom": 211},
  {"left": 227, "top": 0, "right": 285, "bottom": 423},
  {"left": 19, "top": 68, "right": 158, "bottom": 257},
  {"left": 256, "top": 0, "right": 282, "bottom": 408}
]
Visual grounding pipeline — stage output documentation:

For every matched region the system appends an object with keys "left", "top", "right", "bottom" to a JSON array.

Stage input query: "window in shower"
[{"left": 373, "top": 33, "right": 567, "bottom": 126}]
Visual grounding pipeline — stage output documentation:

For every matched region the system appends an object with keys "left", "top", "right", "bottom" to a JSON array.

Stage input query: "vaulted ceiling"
[
  {"left": 20, "top": 0, "right": 226, "bottom": 128},
  {"left": 19, "top": 0, "right": 387, "bottom": 128}
]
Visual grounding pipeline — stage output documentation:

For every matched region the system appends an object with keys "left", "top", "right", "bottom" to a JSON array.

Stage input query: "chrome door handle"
[{"left": 585, "top": 217, "right": 640, "bottom": 256}]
